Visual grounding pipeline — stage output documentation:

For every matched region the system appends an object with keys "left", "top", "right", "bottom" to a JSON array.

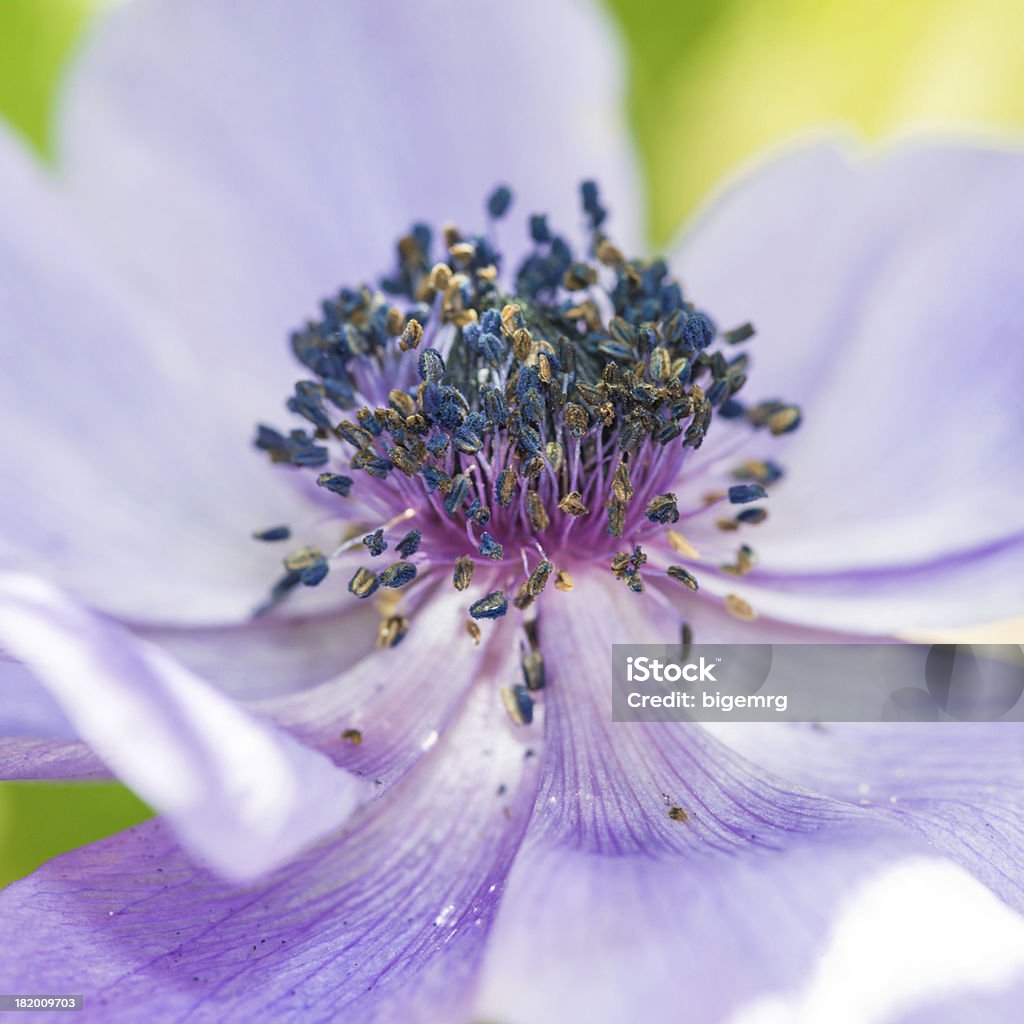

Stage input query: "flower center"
[{"left": 252, "top": 183, "right": 800, "bottom": 657}]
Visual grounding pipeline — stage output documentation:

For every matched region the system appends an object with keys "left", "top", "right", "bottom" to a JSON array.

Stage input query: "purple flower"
[{"left": 2, "top": 1, "right": 1024, "bottom": 1022}]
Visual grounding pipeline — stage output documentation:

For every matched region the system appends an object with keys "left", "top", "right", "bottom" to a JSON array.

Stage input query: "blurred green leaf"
[
  {"left": 607, "top": 0, "right": 1024, "bottom": 243},
  {"left": 0, "top": 0, "right": 95, "bottom": 156},
  {"left": 0, "top": 783, "right": 151, "bottom": 888}
]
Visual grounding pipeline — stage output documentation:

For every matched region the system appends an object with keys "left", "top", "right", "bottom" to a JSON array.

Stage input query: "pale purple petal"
[
  {"left": 674, "top": 139, "right": 1024, "bottom": 629},
  {"left": 138, "top": 600, "right": 381, "bottom": 700},
  {"left": 0, "top": 574, "right": 365, "bottom": 879},
  {"left": 711, "top": 717, "right": 1024, "bottom": 912},
  {"left": 261, "top": 582, "right": 501, "bottom": 788},
  {"left": 0, "top": 122, "right": 326, "bottom": 624},
  {"left": 693, "top": 533, "right": 1024, "bottom": 633},
  {"left": 0, "top": 659, "right": 106, "bottom": 779},
  {"left": 0, "top": 657, "right": 75, "bottom": 737},
  {"left": 471, "top": 570, "right": 1015, "bottom": 1023},
  {"left": 0, "top": 679, "right": 540, "bottom": 1022},
  {"left": 58, "top": 0, "right": 641, "bottom": 445}
]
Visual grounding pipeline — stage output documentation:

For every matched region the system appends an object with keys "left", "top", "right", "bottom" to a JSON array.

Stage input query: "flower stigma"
[{"left": 253, "top": 183, "right": 801, "bottom": 721}]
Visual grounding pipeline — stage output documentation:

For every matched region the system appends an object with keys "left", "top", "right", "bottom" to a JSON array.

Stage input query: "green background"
[{"left": 2, "top": 0, "right": 1022, "bottom": 887}]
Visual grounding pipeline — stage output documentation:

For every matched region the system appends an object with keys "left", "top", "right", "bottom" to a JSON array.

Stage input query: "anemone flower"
[{"left": 1, "top": 1, "right": 1023, "bottom": 1022}]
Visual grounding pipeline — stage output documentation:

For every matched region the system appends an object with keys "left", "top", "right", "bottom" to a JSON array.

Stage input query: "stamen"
[
  {"left": 379, "top": 561, "right": 417, "bottom": 588},
  {"left": 666, "top": 530, "right": 701, "bottom": 558},
  {"left": 722, "top": 544, "right": 756, "bottom": 577},
  {"left": 681, "top": 622, "right": 694, "bottom": 660},
  {"left": 736, "top": 508, "right": 768, "bottom": 525},
  {"left": 317, "top": 473, "right": 354, "bottom": 497},
  {"left": 501, "top": 684, "right": 534, "bottom": 726},
  {"left": 728, "top": 484, "right": 767, "bottom": 504},
  {"left": 725, "top": 594, "right": 757, "bottom": 621},
  {"left": 397, "top": 530, "right": 422, "bottom": 557},
  {"left": 377, "top": 615, "right": 409, "bottom": 648},
  {"left": 644, "top": 493, "right": 680, "bottom": 524},
  {"left": 283, "top": 546, "right": 324, "bottom": 572},
  {"left": 349, "top": 568, "right": 380, "bottom": 599},
  {"left": 558, "top": 491, "right": 590, "bottom": 517},
  {"left": 252, "top": 526, "right": 291, "bottom": 542},
  {"left": 470, "top": 591, "right": 509, "bottom": 620},
  {"left": 667, "top": 566, "right": 700, "bottom": 591},
  {"left": 479, "top": 533, "right": 504, "bottom": 560},
  {"left": 329, "top": 508, "right": 415, "bottom": 559},
  {"left": 363, "top": 529, "right": 388, "bottom": 557},
  {"left": 254, "top": 180, "right": 802, "bottom": 657},
  {"left": 453, "top": 556, "right": 475, "bottom": 592}
]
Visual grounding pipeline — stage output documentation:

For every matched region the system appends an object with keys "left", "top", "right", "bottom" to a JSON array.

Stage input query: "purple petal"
[
  {"left": 57, "top": 0, "right": 641, "bottom": 450},
  {"left": 0, "top": 574, "right": 364, "bottom": 879},
  {"left": 261, "top": 582, "right": 500, "bottom": 788},
  {"left": 0, "top": 679, "right": 540, "bottom": 1021},
  {"left": 0, "top": 122, "right": 327, "bottom": 624},
  {"left": 472, "top": 570, "right": 1015, "bottom": 1023},
  {"left": 0, "top": 647, "right": 107, "bottom": 779},
  {"left": 674, "top": 139, "right": 1024, "bottom": 630},
  {"left": 138, "top": 599, "right": 382, "bottom": 700},
  {"left": 0, "top": 739, "right": 107, "bottom": 780},
  {"left": 693, "top": 533, "right": 1024, "bottom": 633},
  {"left": 712, "top": 717, "right": 1024, "bottom": 912},
  {"left": 0, "top": 657, "right": 75, "bottom": 737}
]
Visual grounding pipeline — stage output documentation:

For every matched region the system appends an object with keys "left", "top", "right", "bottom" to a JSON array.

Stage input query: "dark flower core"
[{"left": 253, "top": 184, "right": 799, "bottom": 716}]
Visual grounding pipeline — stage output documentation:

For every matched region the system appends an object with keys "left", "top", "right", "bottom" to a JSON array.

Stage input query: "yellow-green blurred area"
[{"left": 1, "top": 0, "right": 1022, "bottom": 887}]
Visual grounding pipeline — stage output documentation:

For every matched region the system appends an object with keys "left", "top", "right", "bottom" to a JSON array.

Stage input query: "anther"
[
  {"left": 527, "top": 491, "right": 550, "bottom": 532},
  {"left": 522, "top": 650, "right": 545, "bottom": 692},
  {"left": 283, "top": 546, "right": 324, "bottom": 572},
  {"left": 725, "top": 594, "right": 757, "bottom": 621},
  {"left": 252, "top": 526, "right": 291, "bottom": 542},
  {"left": 558, "top": 491, "right": 590, "bottom": 517},
  {"left": 736, "top": 508, "right": 768, "bottom": 525},
  {"left": 501, "top": 684, "right": 534, "bottom": 726},
  {"left": 479, "top": 533, "right": 504, "bottom": 560},
  {"left": 379, "top": 561, "right": 417, "bottom": 588},
  {"left": 526, "top": 560, "right": 553, "bottom": 597},
  {"left": 728, "top": 484, "right": 767, "bottom": 504},
  {"left": 470, "top": 591, "right": 509, "bottom": 620},
  {"left": 317, "top": 473, "right": 354, "bottom": 497},
  {"left": 349, "top": 567, "right": 380, "bottom": 599},
  {"left": 667, "top": 566, "right": 699, "bottom": 591},
  {"left": 363, "top": 529, "right": 388, "bottom": 557},
  {"left": 666, "top": 530, "right": 700, "bottom": 558},
  {"left": 453, "top": 556, "right": 475, "bottom": 592},
  {"left": 377, "top": 615, "right": 409, "bottom": 648},
  {"left": 397, "top": 530, "right": 422, "bottom": 557},
  {"left": 611, "top": 460, "right": 633, "bottom": 503},
  {"left": 644, "top": 493, "right": 679, "bottom": 524}
]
